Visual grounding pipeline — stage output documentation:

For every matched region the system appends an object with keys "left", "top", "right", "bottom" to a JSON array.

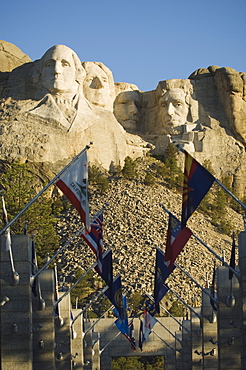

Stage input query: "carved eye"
[
  {"left": 44, "top": 61, "right": 53, "bottom": 68},
  {"left": 174, "top": 101, "right": 183, "bottom": 107},
  {"left": 61, "top": 60, "right": 70, "bottom": 67}
]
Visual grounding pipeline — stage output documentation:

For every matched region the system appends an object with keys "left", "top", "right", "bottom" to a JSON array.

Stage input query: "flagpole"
[
  {"left": 92, "top": 321, "right": 116, "bottom": 346},
  {"left": 159, "top": 204, "right": 240, "bottom": 281},
  {"left": 0, "top": 143, "right": 92, "bottom": 236},
  {"left": 174, "top": 141, "right": 246, "bottom": 212},
  {"left": 83, "top": 304, "right": 114, "bottom": 336},
  {"left": 174, "top": 261, "right": 217, "bottom": 303},
  {"left": 1, "top": 193, "right": 19, "bottom": 285},
  {"left": 56, "top": 260, "right": 98, "bottom": 305},
  {"left": 99, "top": 331, "right": 121, "bottom": 354},
  {"left": 144, "top": 292, "right": 191, "bottom": 333},
  {"left": 72, "top": 285, "right": 109, "bottom": 325},
  {"left": 57, "top": 247, "right": 113, "bottom": 305},
  {"left": 168, "top": 285, "right": 202, "bottom": 320},
  {"left": 152, "top": 329, "right": 180, "bottom": 353},
  {"left": 31, "top": 207, "right": 104, "bottom": 281},
  {"left": 153, "top": 316, "right": 182, "bottom": 344}
]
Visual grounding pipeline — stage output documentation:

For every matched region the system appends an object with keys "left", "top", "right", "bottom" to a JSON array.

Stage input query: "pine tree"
[{"left": 0, "top": 161, "right": 61, "bottom": 265}]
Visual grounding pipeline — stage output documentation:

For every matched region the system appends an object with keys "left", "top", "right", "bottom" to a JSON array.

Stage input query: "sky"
[{"left": 1, "top": 0, "right": 245, "bottom": 92}]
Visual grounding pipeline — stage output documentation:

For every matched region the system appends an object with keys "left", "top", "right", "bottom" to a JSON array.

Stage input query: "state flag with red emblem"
[
  {"left": 56, "top": 152, "right": 90, "bottom": 231},
  {"left": 81, "top": 211, "right": 103, "bottom": 273},
  {"left": 165, "top": 212, "right": 193, "bottom": 270}
]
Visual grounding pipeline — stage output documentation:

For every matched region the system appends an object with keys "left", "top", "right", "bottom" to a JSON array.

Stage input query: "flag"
[
  {"left": 139, "top": 318, "right": 144, "bottom": 351},
  {"left": 210, "top": 265, "right": 217, "bottom": 311},
  {"left": 143, "top": 295, "right": 157, "bottom": 316},
  {"left": 23, "top": 221, "right": 28, "bottom": 235},
  {"left": 54, "top": 264, "right": 63, "bottom": 325},
  {"left": 165, "top": 213, "right": 192, "bottom": 269},
  {"left": 95, "top": 249, "right": 113, "bottom": 293},
  {"left": 1, "top": 195, "right": 11, "bottom": 251},
  {"left": 70, "top": 310, "right": 77, "bottom": 339},
  {"left": 81, "top": 211, "right": 103, "bottom": 272},
  {"left": 114, "top": 295, "right": 136, "bottom": 350},
  {"left": 142, "top": 309, "right": 157, "bottom": 342},
  {"left": 56, "top": 152, "right": 90, "bottom": 231},
  {"left": 105, "top": 274, "right": 124, "bottom": 320},
  {"left": 229, "top": 232, "right": 236, "bottom": 280},
  {"left": 31, "top": 240, "right": 39, "bottom": 297},
  {"left": 128, "top": 319, "right": 136, "bottom": 350},
  {"left": 182, "top": 151, "right": 215, "bottom": 228},
  {"left": 154, "top": 248, "right": 172, "bottom": 313}
]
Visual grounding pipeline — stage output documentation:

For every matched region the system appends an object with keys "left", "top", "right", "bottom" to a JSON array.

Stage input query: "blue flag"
[
  {"left": 95, "top": 248, "right": 113, "bottom": 294},
  {"left": 154, "top": 248, "right": 172, "bottom": 313},
  {"left": 105, "top": 274, "right": 124, "bottom": 320},
  {"left": 182, "top": 151, "right": 215, "bottom": 228},
  {"left": 143, "top": 295, "right": 157, "bottom": 316}
]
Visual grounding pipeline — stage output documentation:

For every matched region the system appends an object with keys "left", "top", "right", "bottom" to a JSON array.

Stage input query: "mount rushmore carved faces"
[
  {"left": 158, "top": 88, "right": 189, "bottom": 134},
  {"left": 39, "top": 45, "right": 85, "bottom": 98},
  {"left": 113, "top": 90, "right": 140, "bottom": 131},
  {"left": 82, "top": 61, "right": 115, "bottom": 110},
  {"left": 29, "top": 45, "right": 97, "bottom": 131}
]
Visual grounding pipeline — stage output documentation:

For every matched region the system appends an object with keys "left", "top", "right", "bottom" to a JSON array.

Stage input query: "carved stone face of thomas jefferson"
[
  {"left": 159, "top": 88, "right": 189, "bottom": 129},
  {"left": 114, "top": 91, "right": 140, "bottom": 131},
  {"left": 83, "top": 62, "right": 115, "bottom": 110},
  {"left": 40, "top": 45, "right": 80, "bottom": 97}
]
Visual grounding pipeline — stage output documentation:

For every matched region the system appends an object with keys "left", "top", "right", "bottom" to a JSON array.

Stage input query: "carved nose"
[
  {"left": 167, "top": 103, "right": 175, "bottom": 115},
  {"left": 54, "top": 62, "right": 62, "bottom": 75},
  {"left": 90, "top": 77, "right": 103, "bottom": 89},
  {"left": 129, "top": 103, "right": 138, "bottom": 114}
]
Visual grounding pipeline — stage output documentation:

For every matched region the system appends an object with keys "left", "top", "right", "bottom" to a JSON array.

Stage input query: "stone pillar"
[
  {"left": 190, "top": 308, "right": 203, "bottom": 369},
  {"left": 175, "top": 331, "right": 182, "bottom": 369},
  {"left": 84, "top": 321, "right": 93, "bottom": 370},
  {"left": 164, "top": 347, "right": 176, "bottom": 370},
  {"left": 217, "top": 266, "right": 241, "bottom": 369},
  {"left": 0, "top": 235, "right": 33, "bottom": 370},
  {"left": 32, "top": 269, "right": 55, "bottom": 370},
  {"left": 201, "top": 288, "right": 218, "bottom": 369},
  {"left": 55, "top": 292, "right": 72, "bottom": 370},
  {"left": 181, "top": 319, "right": 191, "bottom": 369},
  {"left": 71, "top": 309, "right": 84, "bottom": 369},
  {"left": 92, "top": 332, "right": 100, "bottom": 370},
  {"left": 238, "top": 231, "right": 246, "bottom": 368}
]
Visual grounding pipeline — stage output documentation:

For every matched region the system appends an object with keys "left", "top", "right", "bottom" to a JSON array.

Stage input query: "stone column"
[
  {"left": 217, "top": 266, "right": 241, "bottom": 369},
  {"left": 190, "top": 308, "right": 203, "bottom": 369},
  {"left": 32, "top": 269, "right": 55, "bottom": 369},
  {"left": 92, "top": 332, "right": 100, "bottom": 370},
  {"left": 71, "top": 309, "right": 84, "bottom": 369},
  {"left": 175, "top": 331, "right": 182, "bottom": 369},
  {"left": 201, "top": 287, "right": 218, "bottom": 369},
  {"left": 84, "top": 321, "right": 93, "bottom": 370},
  {"left": 55, "top": 292, "right": 72, "bottom": 370},
  {"left": 238, "top": 231, "right": 246, "bottom": 368},
  {"left": 0, "top": 235, "right": 33, "bottom": 370},
  {"left": 181, "top": 319, "right": 191, "bottom": 369}
]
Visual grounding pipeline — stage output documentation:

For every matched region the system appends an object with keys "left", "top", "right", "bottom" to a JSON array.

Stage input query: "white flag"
[
  {"left": 142, "top": 310, "right": 157, "bottom": 341},
  {"left": 2, "top": 196, "right": 11, "bottom": 252},
  {"left": 56, "top": 152, "right": 90, "bottom": 231}
]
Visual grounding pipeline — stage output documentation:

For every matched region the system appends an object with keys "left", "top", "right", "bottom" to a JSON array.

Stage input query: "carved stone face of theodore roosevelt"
[{"left": 114, "top": 91, "right": 140, "bottom": 131}]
